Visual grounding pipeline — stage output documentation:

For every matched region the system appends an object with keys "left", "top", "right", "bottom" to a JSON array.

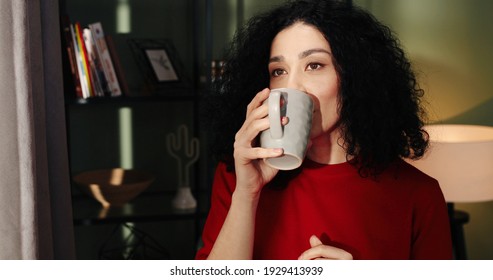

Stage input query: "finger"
[
  {"left": 235, "top": 147, "right": 283, "bottom": 164},
  {"left": 235, "top": 118, "right": 270, "bottom": 146},
  {"left": 246, "top": 88, "right": 270, "bottom": 117},
  {"left": 237, "top": 95, "right": 269, "bottom": 143},
  {"left": 298, "top": 245, "right": 353, "bottom": 260},
  {"left": 309, "top": 235, "right": 323, "bottom": 247},
  {"left": 241, "top": 102, "right": 269, "bottom": 134},
  {"left": 244, "top": 108, "right": 289, "bottom": 136},
  {"left": 241, "top": 105, "right": 287, "bottom": 142}
]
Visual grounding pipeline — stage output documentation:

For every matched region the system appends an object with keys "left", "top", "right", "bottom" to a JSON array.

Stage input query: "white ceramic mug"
[{"left": 260, "top": 88, "right": 313, "bottom": 170}]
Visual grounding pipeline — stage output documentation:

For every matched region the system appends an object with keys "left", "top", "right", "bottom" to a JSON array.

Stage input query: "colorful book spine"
[
  {"left": 70, "top": 24, "right": 90, "bottom": 98},
  {"left": 75, "top": 22, "right": 94, "bottom": 97},
  {"left": 83, "top": 28, "right": 105, "bottom": 97},
  {"left": 89, "top": 22, "right": 122, "bottom": 97},
  {"left": 60, "top": 15, "right": 83, "bottom": 98}
]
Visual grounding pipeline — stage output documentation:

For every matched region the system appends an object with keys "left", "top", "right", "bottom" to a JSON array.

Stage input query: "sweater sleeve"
[
  {"left": 195, "top": 162, "right": 236, "bottom": 260},
  {"left": 411, "top": 178, "right": 454, "bottom": 259}
]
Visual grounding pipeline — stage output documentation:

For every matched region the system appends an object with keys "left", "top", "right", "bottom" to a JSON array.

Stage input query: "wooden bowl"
[{"left": 73, "top": 168, "right": 155, "bottom": 207}]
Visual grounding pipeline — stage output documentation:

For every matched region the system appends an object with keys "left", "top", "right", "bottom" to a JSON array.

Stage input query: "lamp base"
[{"left": 448, "top": 203, "right": 470, "bottom": 260}]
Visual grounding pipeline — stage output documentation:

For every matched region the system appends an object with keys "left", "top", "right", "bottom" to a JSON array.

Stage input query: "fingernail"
[{"left": 273, "top": 148, "right": 283, "bottom": 154}]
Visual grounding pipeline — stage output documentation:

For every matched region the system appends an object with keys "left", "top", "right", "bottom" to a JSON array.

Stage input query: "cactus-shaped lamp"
[{"left": 166, "top": 125, "right": 199, "bottom": 210}]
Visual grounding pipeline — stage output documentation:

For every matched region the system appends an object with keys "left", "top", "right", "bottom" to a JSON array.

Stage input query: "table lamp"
[{"left": 407, "top": 124, "right": 493, "bottom": 259}]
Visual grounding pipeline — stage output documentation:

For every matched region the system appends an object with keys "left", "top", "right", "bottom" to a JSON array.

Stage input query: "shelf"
[
  {"left": 72, "top": 191, "right": 209, "bottom": 226},
  {"left": 66, "top": 91, "right": 199, "bottom": 106}
]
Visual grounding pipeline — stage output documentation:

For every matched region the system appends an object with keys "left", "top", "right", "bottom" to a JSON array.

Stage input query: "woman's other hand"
[{"left": 298, "top": 235, "right": 353, "bottom": 260}]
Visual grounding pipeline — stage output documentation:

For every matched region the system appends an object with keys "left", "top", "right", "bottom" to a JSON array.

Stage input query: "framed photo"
[
  {"left": 128, "top": 38, "right": 191, "bottom": 95},
  {"left": 145, "top": 49, "right": 179, "bottom": 82}
]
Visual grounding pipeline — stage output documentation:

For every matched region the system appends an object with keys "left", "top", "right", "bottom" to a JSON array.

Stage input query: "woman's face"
[{"left": 269, "top": 22, "right": 340, "bottom": 143}]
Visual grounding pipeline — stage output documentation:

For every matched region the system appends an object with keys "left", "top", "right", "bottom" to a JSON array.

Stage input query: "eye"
[
  {"left": 306, "top": 63, "right": 323, "bottom": 71},
  {"left": 271, "top": 68, "right": 287, "bottom": 77}
]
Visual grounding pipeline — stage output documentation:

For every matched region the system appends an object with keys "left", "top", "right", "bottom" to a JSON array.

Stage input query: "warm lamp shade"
[{"left": 408, "top": 124, "right": 493, "bottom": 203}]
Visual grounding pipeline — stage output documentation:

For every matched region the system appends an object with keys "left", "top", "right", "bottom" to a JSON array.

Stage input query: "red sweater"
[{"left": 196, "top": 159, "right": 453, "bottom": 260}]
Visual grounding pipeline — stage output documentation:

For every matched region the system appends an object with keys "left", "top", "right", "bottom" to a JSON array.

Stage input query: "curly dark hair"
[{"left": 202, "top": 0, "right": 429, "bottom": 177}]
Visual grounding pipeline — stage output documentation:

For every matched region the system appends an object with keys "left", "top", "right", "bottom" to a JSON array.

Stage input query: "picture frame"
[
  {"left": 128, "top": 38, "right": 191, "bottom": 95},
  {"left": 145, "top": 49, "right": 179, "bottom": 82}
]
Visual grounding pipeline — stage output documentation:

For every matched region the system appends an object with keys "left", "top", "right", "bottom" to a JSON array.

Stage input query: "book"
[
  {"left": 105, "top": 34, "right": 130, "bottom": 96},
  {"left": 88, "top": 22, "right": 122, "bottom": 97},
  {"left": 60, "top": 15, "right": 83, "bottom": 98},
  {"left": 74, "top": 22, "right": 95, "bottom": 97},
  {"left": 83, "top": 28, "right": 106, "bottom": 97},
  {"left": 70, "top": 23, "right": 90, "bottom": 98}
]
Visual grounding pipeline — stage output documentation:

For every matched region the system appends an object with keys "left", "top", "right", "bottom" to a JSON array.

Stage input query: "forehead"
[{"left": 270, "top": 22, "right": 331, "bottom": 56}]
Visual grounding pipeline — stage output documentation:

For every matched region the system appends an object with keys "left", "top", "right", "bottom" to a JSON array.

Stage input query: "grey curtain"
[{"left": 0, "top": 0, "right": 75, "bottom": 259}]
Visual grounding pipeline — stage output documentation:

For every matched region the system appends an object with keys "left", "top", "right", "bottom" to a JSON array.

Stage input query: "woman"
[{"left": 196, "top": 0, "right": 452, "bottom": 260}]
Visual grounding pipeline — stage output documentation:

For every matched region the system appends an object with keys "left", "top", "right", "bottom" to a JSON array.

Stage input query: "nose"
[{"left": 285, "top": 72, "right": 306, "bottom": 92}]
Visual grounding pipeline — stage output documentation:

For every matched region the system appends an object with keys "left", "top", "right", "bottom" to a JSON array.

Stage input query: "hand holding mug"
[{"left": 232, "top": 89, "right": 284, "bottom": 197}]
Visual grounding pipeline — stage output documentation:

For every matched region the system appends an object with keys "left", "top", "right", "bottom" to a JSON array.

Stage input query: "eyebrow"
[
  {"left": 269, "top": 48, "right": 332, "bottom": 63},
  {"left": 299, "top": 48, "right": 331, "bottom": 59},
  {"left": 269, "top": 56, "right": 283, "bottom": 63}
]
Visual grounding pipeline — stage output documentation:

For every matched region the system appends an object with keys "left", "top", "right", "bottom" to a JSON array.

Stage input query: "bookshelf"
[{"left": 60, "top": 0, "right": 211, "bottom": 259}]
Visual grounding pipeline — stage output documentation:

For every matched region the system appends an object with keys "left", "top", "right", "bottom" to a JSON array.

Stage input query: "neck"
[{"left": 306, "top": 131, "right": 348, "bottom": 165}]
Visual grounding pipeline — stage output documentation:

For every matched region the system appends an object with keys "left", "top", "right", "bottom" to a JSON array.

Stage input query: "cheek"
[
  {"left": 318, "top": 98, "right": 339, "bottom": 126},
  {"left": 269, "top": 78, "right": 281, "bottom": 89},
  {"left": 312, "top": 80, "right": 339, "bottom": 113},
  {"left": 310, "top": 84, "right": 340, "bottom": 131}
]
